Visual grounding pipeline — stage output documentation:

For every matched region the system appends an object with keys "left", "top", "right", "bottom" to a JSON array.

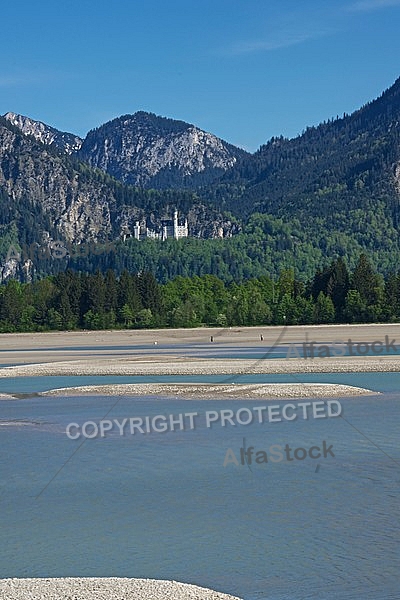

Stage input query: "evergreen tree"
[
  {"left": 104, "top": 269, "right": 118, "bottom": 313},
  {"left": 343, "top": 290, "right": 367, "bottom": 323},
  {"left": 118, "top": 270, "right": 142, "bottom": 317},
  {"left": 313, "top": 292, "right": 335, "bottom": 324},
  {"left": 351, "top": 254, "right": 382, "bottom": 306},
  {"left": 138, "top": 271, "right": 162, "bottom": 315},
  {"left": 327, "top": 257, "right": 350, "bottom": 317}
]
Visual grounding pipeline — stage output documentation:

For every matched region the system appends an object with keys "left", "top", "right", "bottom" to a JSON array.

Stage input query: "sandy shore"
[
  {"left": 40, "top": 382, "right": 376, "bottom": 398},
  {"left": 0, "top": 578, "right": 242, "bottom": 600},
  {"left": 0, "top": 355, "right": 399, "bottom": 378},
  {"left": 0, "top": 323, "right": 400, "bottom": 367},
  {"left": 1, "top": 322, "right": 400, "bottom": 349}
]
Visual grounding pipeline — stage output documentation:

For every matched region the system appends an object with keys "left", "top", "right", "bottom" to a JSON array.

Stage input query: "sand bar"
[
  {"left": 41, "top": 382, "right": 376, "bottom": 398},
  {"left": 0, "top": 355, "right": 399, "bottom": 378},
  {"left": 0, "top": 578, "right": 242, "bottom": 600}
]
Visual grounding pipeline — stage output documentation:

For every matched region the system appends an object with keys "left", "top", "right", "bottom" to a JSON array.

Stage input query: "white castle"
[{"left": 125, "top": 210, "right": 189, "bottom": 242}]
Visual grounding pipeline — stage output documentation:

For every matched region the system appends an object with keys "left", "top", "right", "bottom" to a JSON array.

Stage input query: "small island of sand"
[{"left": 0, "top": 578, "right": 243, "bottom": 600}]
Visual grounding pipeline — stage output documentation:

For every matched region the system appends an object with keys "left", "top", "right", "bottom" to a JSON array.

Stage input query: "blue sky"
[{"left": 1, "top": 0, "right": 400, "bottom": 151}]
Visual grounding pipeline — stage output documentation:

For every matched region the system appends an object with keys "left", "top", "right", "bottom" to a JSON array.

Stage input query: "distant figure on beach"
[
  {"left": 260, "top": 335, "right": 264, "bottom": 341},
  {"left": 210, "top": 336, "right": 214, "bottom": 342}
]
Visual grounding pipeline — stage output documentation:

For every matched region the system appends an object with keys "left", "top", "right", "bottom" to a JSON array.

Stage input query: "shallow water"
[
  {"left": 1, "top": 380, "right": 399, "bottom": 599},
  {"left": 0, "top": 370, "right": 399, "bottom": 395}
]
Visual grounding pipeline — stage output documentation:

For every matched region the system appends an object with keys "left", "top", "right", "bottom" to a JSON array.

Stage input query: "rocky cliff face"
[
  {"left": 0, "top": 118, "right": 116, "bottom": 244},
  {"left": 77, "top": 112, "right": 248, "bottom": 188},
  {"left": 0, "top": 117, "right": 238, "bottom": 261},
  {"left": 3, "top": 112, "right": 83, "bottom": 155}
]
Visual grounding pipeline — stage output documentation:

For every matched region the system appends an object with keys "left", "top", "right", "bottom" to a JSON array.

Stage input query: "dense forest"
[
  {"left": 1, "top": 254, "right": 398, "bottom": 332},
  {"left": 6, "top": 212, "right": 399, "bottom": 284},
  {"left": 207, "top": 76, "right": 400, "bottom": 217}
]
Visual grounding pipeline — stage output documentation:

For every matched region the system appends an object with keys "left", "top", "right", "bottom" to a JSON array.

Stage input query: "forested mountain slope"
[{"left": 213, "top": 77, "right": 400, "bottom": 224}]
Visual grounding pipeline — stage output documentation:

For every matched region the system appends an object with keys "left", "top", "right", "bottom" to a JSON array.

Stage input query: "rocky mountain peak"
[
  {"left": 3, "top": 112, "right": 83, "bottom": 154},
  {"left": 77, "top": 112, "right": 248, "bottom": 188}
]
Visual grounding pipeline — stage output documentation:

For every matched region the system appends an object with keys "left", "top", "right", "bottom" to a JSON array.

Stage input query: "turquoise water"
[
  {"left": 0, "top": 370, "right": 399, "bottom": 394},
  {"left": 1, "top": 372, "right": 399, "bottom": 599}
]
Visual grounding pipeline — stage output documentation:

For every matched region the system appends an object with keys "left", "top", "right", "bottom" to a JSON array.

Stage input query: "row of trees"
[{"left": 0, "top": 254, "right": 398, "bottom": 332}]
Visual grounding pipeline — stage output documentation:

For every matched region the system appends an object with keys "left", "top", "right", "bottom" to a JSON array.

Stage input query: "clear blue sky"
[{"left": 1, "top": 0, "right": 400, "bottom": 151}]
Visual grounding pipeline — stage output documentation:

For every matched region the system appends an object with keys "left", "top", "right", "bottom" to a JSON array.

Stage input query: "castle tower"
[
  {"left": 133, "top": 221, "right": 141, "bottom": 240},
  {"left": 174, "top": 210, "right": 179, "bottom": 239}
]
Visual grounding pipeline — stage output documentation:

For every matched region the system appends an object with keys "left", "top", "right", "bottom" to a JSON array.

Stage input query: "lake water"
[{"left": 0, "top": 353, "right": 399, "bottom": 599}]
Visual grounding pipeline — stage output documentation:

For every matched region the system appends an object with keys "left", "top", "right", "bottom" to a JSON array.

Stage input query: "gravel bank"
[
  {"left": 40, "top": 382, "right": 376, "bottom": 398},
  {"left": 0, "top": 355, "right": 400, "bottom": 378},
  {"left": 0, "top": 578, "right": 242, "bottom": 600}
]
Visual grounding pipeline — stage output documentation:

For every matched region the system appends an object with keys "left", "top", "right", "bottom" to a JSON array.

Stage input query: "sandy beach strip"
[
  {"left": 0, "top": 355, "right": 400, "bottom": 377},
  {"left": 1, "top": 323, "right": 400, "bottom": 369},
  {"left": 0, "top": 578, "right": 242, "bottom": 600},
  {"left": 40, "top": 382, "right": 376, "bottom": 398},
  {"left": 1, "top": 322, "right": 400, "bottom": 350}
]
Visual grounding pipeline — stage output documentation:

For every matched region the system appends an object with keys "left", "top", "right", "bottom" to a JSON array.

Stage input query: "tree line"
[{"left": 1, "top": 254, "right": 399, "bottom": 332}]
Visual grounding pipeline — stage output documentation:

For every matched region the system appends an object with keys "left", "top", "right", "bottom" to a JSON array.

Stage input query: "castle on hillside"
[{"left": 123, "top": 210, "right": 189, "bottom": 242}]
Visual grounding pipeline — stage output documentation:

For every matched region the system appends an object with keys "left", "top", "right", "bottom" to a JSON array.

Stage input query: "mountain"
[
  {"left": 4, "top": 110, "right": 248, "bottom": 190},
  {"left": 0, "top": 115, "right": 239, "bottom": 280},
  {"left": 77, "top": 112, "right": 248, "bottom": 188},
  {"left": 2, "top": 77, "right": 400, "bottom": 284},
  {"left": 3, "top": 112, "right": 83, "bottom": 155},
  {"left": 0, "top": 116, "right": 118, "bottom": 246},
  {"left": 214, "top": 77, "right": 400, "bottom": 224}
]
